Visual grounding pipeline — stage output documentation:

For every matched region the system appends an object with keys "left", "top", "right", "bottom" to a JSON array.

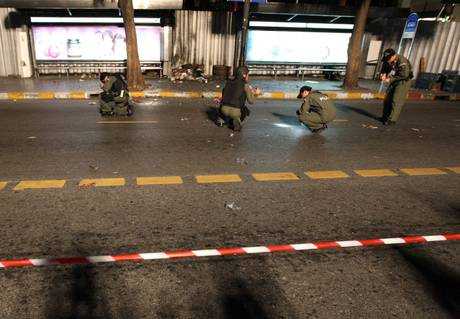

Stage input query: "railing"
[
  {"left": 35, "top": 61, "right": 163, "bottom": 77},
  {"left": 248, "top": 64, "right": 346, "bottom": 80}
]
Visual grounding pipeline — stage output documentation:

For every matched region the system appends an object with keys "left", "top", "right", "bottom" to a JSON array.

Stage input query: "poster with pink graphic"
[{"left": 32, "top": 25, "right": 162, "bottom": 61}]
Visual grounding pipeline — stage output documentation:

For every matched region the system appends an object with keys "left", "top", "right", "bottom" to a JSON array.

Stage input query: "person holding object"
[
  {"left": 380, "top": 48, "right": 413, "bottom": 126},
  {"left": 296, "top": 86, "right": 336, "bottom": 133},
  {"left": 99, "top": 73, "right": 133, "bottom": 116},
  {"left": 216, "top": 66, "right": 261, "bottom": 131}
]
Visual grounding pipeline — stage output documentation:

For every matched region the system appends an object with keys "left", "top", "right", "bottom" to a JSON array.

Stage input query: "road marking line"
[
  {"left": 79, "top": 178, "right": 125, "bottom": 187},
  {"left": 195, "top": 174, "right": 242, "bottom": 184},
  {"left": 14, "top": 180, "right": 66, "bottom": 190},
  {"left": 445, "top": 167, "right": 460, "bottom": 174},
  {"left": 0, "top": 182, "right": 7, "bottom": 191},
  {"left": 400, "top": 168, "right": 447, "bottom": 176},
  {"left": 137, "top": 176, "right": 183, "bottom": 185},
  {"left": 354, "top": 169, "right": 398, "bottom": 177},
  {"left": 252, "top": 172, "right": 299, "bottom": 181},
  {"left": 97, "top": 121, "right": 158, "bottom": 124},
  {"left": 305, "top": 170, "right": 349, "bottom": 179}
]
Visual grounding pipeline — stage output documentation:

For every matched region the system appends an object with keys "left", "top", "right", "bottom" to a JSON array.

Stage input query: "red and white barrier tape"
[{"left": 0, "top": 233, "right": 458, "bottom": 269}]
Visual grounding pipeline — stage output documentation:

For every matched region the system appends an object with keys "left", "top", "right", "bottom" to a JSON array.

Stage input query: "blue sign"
[{"left": 402, "top": 13, "right": 419, "bottom": 38}]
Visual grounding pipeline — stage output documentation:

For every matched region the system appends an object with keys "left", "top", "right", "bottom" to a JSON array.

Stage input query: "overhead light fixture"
[
  {"left": 30, "top": 17, "right": 161, "bottom": 24},
  {"left": 249, "top": 21, "right": 353, "bottom": 29}
]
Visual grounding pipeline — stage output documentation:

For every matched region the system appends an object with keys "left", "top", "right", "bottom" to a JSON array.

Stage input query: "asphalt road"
[{"left": 0, "top": 98, "right": 459, "bottom": 318}]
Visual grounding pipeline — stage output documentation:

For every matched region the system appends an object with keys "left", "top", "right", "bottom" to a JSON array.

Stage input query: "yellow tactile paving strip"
[
  {"left": 252, "top": 172, "right": 300, "bottom": 182},
  {"left": 137, "top": 176, "right": 183, "bottom": 185},
  {"left": 14, "top": 180, "right": 66, "bottom": 190},
  {"left": 400, "top": 168, "right": 447, "bottom": 176},
  {"left": 196, "top": 174, "right": 242, "bottom": 184},
  {"left": 305, "top": 170, "right": 350, "bottom": 179},
  {"left": 79, "top": 178, "right": 126, "bottom": 187},
  {"left": 354, "top": 169, "right": 399, "bottom": 177},
  {"left": 1, "top": 166, "right": 457, "bottom": 192}
]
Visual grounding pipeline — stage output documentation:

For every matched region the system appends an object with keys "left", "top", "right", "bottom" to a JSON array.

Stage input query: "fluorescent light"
[
  {"left": 249, "top": 21, "right": 354, "bottom": 30},
  {"left": 31, "top": 17, "right": 161, "bottom": 24},
  {"left": 250, "top": 21, "right": 308, "bottom": 28},
  {"left": 306, "top": 23, "right": 354, "bottom": 29}
]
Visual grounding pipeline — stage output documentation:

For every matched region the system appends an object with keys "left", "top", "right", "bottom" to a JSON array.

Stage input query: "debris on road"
[
  {"left": 89, "top": 165, "right": 99, "bottom": 171},
  {"left": 170, "top": 64, "right": 208, "bottom": 83},
  {"left": 88, "top": 101, "right": 97, "bottom": 105},
  {"left": 180, "top": 117, "right": 190, "bottom": 121},
  {"left": 411, "top": 128, "right": 420, "bottom": 132},
  {"left": 361, "top": 124, "right": 379, "bottom": 129},
  {"left": 236, "top": 158, "right": 248, "bottom": 165},
  {"left": 27, "top": 136, "right": 36, "bottom": 139},
  {"left": 225, "top": 202, "right": 241, "bottom": 211}
]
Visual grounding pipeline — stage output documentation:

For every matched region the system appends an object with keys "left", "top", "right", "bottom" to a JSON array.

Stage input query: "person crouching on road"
[
  {"left": 296, "top": 86, "right": 336, "bottom": 133},
  {"left": 99, "top": 73, "right": 133, "bottom": 116},
  {"left": 380, "top": 48, "right": 413, "bottom": 126},
  {"left": 216, "top": 66, "right": 261, "bottom": 131}
]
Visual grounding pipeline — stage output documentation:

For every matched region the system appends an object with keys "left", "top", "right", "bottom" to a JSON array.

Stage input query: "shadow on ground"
[{"left": 397, "top": 246, "right": 460, "bottom": 317}]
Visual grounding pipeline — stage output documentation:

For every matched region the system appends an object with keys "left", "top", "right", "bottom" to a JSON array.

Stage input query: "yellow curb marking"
[
  {"left": 0, "top": 182, "right": 7, "bottom": 191},
  {"left": 445, "top": 167, "right": 460, "bottom": 174},
  {"left": 14, "top": 180, "right": 66, "bottom": 190},
  {"left": 196, "top": 174, "right": 242, "bottom": 184},
  {"left": 69, "top": 91, "right": 87, "bottom": 99},
  {"left": 252, "top": 172, "right": 299, "bottom": 182},
  {"left": 306, "top": 170, "right": 349, "bottom": 179},
  {"left": 130, "top": 91, "right": 145, "bottom": 98},
  {"left": 137, "top": 176, "right": 183, "bottom": 185},
  {"left": 97, "top": 121, "right": 158, "bottom": 124},
  {"left": 38, "top": 92, "right": 55, "bottom": 99},
  {"left": 79, "top": 178, "right": 125, "bottom": 187},
  {"left": 7, "top": 92, "right": 25, "bottom": 100},
  {"left": 400, "top": 168, "right": 447, "bottom": 176},
  {"left": 354, "top": 169, "right": 398, "bottom": 177}
]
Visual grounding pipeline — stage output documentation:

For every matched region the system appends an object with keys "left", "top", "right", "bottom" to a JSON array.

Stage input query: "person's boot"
[
  {"left": 216, "top": 117, "right": 225, "bottom": 127},
  {"left": 233, "top": 121, "right": 242, "bottom": 132},
  {"left": 311, "top": 124, "right": 327, "bottom": 133}
]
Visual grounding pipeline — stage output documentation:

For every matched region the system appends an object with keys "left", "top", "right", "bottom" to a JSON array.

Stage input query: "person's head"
[
  {"left": 382, "top": 48, "right": 397, "bottom": 64},
  {"left": 297, "top": 85, "right": 312, "bottom": 99},
  {"left": 99, "top": 73, "right": 109, "bottom": 83},
  {"left": 236, "top": 66, "right": 249, "bottom": 82}
]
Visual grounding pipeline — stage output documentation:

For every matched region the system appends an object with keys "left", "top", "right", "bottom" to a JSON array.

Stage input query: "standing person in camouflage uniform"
[
  {"left": 99, "top": 73, "right": 132, "bottom": 116},
  {"left": 380, "top": 48, "right": 413, "bottom": 125},
  {"left": 296, "top": 86, "right": 336, "bottom": 133},
  {"left": 216, "top": 66, "right": 261, "bottom": 131}
]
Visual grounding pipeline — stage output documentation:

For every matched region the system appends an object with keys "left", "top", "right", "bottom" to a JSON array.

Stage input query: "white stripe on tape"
[
  {"left": 243, "top": 246, "right": 271, "bottom": 254},
  {"left": 0, "top": 262, "right": 4, "bottom": 268},
  {"left": 291, "top": 243, "right": 317, "bottom": 251},
  {"left": 381, "top": 238, "right": 406, "bottom": 244},
  {"left": 192, "top": 249, "right": 221, "bottom": 257},
  {"left": 422, "top": 235, "right": 446, "bottom": 242},
  {"left": 139, "top": 252, "right": 169, "bottom": 260},
  {"left": 0, "top": 93, "right": 8, "bottom": 100},
  {"left": 30, "top": 259, "right": 51, "bottom": 266},
  {"left": 337, "top": 240, "right": 363, "bottom": 248},
  {"left": 87, "top": 255, "right": 115, "bottom": 263}
]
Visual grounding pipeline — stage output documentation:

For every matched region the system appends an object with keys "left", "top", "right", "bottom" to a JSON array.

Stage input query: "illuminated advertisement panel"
[
  {"left": 246, "top": 30, "right": 351, "bottom": 64},
  {"left": 32, "top": 25, "right": 162, "bottom": 61}
]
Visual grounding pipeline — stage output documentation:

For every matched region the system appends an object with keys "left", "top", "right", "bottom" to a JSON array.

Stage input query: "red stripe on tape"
[
  {"left": 359, "top": 239, "right": 384, "bottom": 246},
  {"left": 1, "top": 259, "right": 33, "bottom": 268},
  {"left": 166, "top": 250, "right": 195, "bottom": 259},
  {"left": 314, "top": 241, "right": 340, "bottom": 249},
  {"left": 402, "top": 236, "right": 426, "bottom": 244},
  {"left": 217, "top": 247, "right": 246, "bottom": 256},
  {"left": 443, "top": 233, "right": 460, "bottom": 241},
  {"left": 267, "top": 245, "right": 296, "bottom": 252},
  {"left": 112, "top": 254, "right": 142, "bottom": 261}
]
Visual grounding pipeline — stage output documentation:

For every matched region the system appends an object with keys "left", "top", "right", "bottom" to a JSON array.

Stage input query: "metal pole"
[{"left": 239, "top": 0, "right": 250, "bottom": 67}]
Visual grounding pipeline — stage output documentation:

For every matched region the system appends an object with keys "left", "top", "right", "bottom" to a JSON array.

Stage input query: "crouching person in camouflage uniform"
[
  {"left": 296, "top": 86, "right": 336, "bottom": 133},
  {"left": 99, "top": 73, "right": 133, "bottom": 116}
]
